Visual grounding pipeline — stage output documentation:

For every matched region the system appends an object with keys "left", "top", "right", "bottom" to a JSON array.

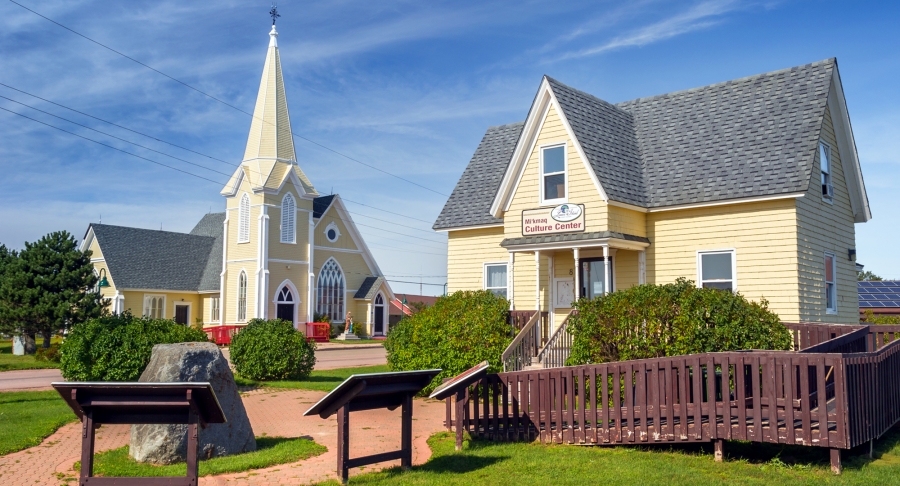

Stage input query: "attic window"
[
  {"left": 820, "top": 142, "right": 833, "bottom": 201},
  {"left": 541, "top": 144, "right": 566, "bottom": 204},
  {"left": 324, "top": 222, "right": 341, "bottom": 243}
]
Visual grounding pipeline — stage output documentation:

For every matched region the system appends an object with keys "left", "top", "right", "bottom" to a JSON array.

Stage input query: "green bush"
[
  {"left": 862, "top": 310, "right": 900, "bottom": 325},
  {"left": 385, "top": 290, "right": 511, "bottom": 395},
  {"left": 59, "top": 312, "right": 209, "bottom": 381},
  {"left": 35, "top": 344, "right": 61, "bottom": 363},
  {"left": 568, "top": 278, "right": 792, "bottom": 365},
  {"left": 230, "top": 319, "right": 316, "bottom": 381}
]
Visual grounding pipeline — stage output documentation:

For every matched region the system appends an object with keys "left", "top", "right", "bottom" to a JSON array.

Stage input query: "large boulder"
[{"left": 130, "top": 342, "right": 256, "bottom": 464}]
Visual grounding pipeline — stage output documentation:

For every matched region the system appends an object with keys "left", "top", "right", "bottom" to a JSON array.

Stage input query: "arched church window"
[
  {"left": 276, "top": 285, "right": 295, "bottom": 323},
  {"left": 237, "top": 271, "right": 248, "bottom": 321},
  {"left": 281, "top": 193, "right": 296, "bottom": 243},
  {"left": 238, "top": 193, "right": 250, "bottom": 243},
  {"left": 316, "top": 258, "right": 345, "bottom": 323},
  {"left": 143, "top": 295, "right": 165, "bottom": 319}
]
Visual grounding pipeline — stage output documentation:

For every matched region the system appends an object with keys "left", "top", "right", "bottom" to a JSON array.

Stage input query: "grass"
[
  {"left": 0, "top": 337, "right": 62, "bottom": 371},
  {"left": 316, "top": 429, "right": 900, "bottom": 485},
  {"left": 234, "top": 365, "right": 390, "bottom": 392},
  {"left": 0, "top": 390, "right": 77, "bottom": 455},
  {"left": 79, "top": 436, "right": 325, "bottom": 477}
]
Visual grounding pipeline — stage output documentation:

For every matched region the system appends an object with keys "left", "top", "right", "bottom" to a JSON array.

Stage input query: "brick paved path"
[{"left": 0, "top": 389, "right": 447, "bottom": 485}]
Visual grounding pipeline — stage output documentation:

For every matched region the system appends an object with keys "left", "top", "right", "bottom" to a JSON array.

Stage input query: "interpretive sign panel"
[{"left": 522, "top": 204, "right": 585, "bottom": 236}]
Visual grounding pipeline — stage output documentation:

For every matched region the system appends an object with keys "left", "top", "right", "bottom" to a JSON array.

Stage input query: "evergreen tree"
[
  {"left": 0, "top": 244, "right": 19, "bottom": 336},
  {"left": 0, "top": 232, "right": 107, "bottom": 349}
]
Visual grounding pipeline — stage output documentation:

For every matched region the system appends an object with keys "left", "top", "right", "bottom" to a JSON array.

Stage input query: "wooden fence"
[{"left": 447, "top": 323, "right": 900, "bottom": 472}]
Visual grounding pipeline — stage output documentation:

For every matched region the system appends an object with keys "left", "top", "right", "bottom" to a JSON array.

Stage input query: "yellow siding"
[
  {"left": 551, "top": 251, "right": 576, "bottom": 329},
  {"left": 446, "top": 227, "right": 506, "bottom": 292},
  {"left": 267, "top": 264, "right": 309, "bottom": 322},
  {"left": 511, "top": 253, "right": 550, "bottom": 312},
  {"left": 795, "top": 103, "right": 858, "bottom": 324},
  {"left": 315, "top": 250, "right": 372, "bottom": 294},
  {"left": 201, "top": 295, "right": 220, "bottom": 325},
  {"left": 267, "top": 183, "right": 312, "bottom": 261},
  {"left": 647, "top": 199, "right": 801, "bottom": 321},
  {"left": 223, "top": 262, "right": 255, "bottom": 324},
  {"left": 314, "top": 206, "right": 360, "bottom": 251},
  {"left": 119, "top": 291, "right": 202, "bottom": 322},
  {"left": 615, "top": 250, "right": 640, "bottom": 290},
  {"left": 225, "top": 176, "right": 264, "bottom": 261},
  {"left": 87, "top": 237, "right": 118, "bottom": 300},
  {"left": 503, "top": 104, "right": 608, "bottom": 240},
  {"left": 608, "top": 206, "right": 647, "bottom": 237}
]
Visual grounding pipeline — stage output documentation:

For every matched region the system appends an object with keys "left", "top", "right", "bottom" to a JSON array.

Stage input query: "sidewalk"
[{"left": 0, "top": 388, "right": 447, "bottom": 485}]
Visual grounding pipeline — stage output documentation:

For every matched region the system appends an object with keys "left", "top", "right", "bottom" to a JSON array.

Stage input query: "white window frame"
[
  {"left": 173, "top": 302, "right": 192, "bottom": 326},
  {"left": 210, "top": 297, "right": 220, "bottom": 323},
  {"left": 280, "top": 193, "right": 296, "bottom": 244},
  {"left": 825, "top": 252, "right": 837, "bottom": 315},
  {"left": 238, "top": 193, "right": 251, "bottom": 243},
  {"left": 324, "top": 221, "right": 341, "bottom": 243},
  {"left": 696, "top": 249, "right": 737, "bottom": 292},
  {"left": 820, "top": 141, "right": 834, "bottom": 204},
  {"left": 143, "top": 294, "right": 166, "bottom": 319},
  {"left": 483, "top": 262, "right": 509, "bottom": 298},
  {"left": 316, "top": 257, "right": 346, "bottom": 323},
  {"left": 237, "top": 271, "right": 248, "bottom": 322},
  {"left": 539, "top": 143, "right": 568, "bottom": 206}
]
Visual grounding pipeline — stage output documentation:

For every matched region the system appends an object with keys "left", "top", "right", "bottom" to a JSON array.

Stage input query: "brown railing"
[
  {"left": 502, "top": 312, "right": 542, "bottom": 373},
  {"left": 449, "top": 323, "right": 900, "bottom": 463},
  {"left": 535, "top": 311, "right": 576, "bottom": 369},
  {"left": 509, "top": 311, "right": 538, "bottom": 333},
  {"left": 783, "top": 322, "right": 864, "bottom": 351}
]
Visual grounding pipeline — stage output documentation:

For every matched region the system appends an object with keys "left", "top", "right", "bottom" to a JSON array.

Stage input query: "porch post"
[
  {"left": 639, "top": 250, "right": 646, "bottom": 285},
  {"left": 508, "top": 252, "right": 515, "bottom": 310},
  {"left": 603, "top": 245, "right": 610, "bottom": 295},
  {"left": 535, "top": 251, "right": 541, "bottom": 312},
  {"left": 366, "top": 302, "right": 373, "bottom": 336},
  {"left": 573, "top": 248, "right": 580, "bottom": 299}
]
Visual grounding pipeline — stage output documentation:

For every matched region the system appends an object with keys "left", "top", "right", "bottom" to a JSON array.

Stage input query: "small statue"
[{"left": 345, "top": 312, "right": 353, "bottom": 334}]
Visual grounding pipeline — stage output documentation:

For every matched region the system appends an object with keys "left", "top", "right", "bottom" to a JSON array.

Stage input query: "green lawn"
[
  {"left": 78, "top": 437, "right": 325, "bottom": 478},
  {"left": 235, "top": 365, "right": 390, "bottom": 392},
  {"left": 0, "top": 390, "right": 77, "bottom": 455},
  {"left": 316, "top": 430, "right": 900, "bottom": 485},
  {"left": 0, "top": 337, "right": 62, "bottom": 371}
]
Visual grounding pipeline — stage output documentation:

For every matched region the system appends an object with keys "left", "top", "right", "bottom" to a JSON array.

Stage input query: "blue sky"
[{"left": 0, "top": 0, "right": 898, "bottom": 296}]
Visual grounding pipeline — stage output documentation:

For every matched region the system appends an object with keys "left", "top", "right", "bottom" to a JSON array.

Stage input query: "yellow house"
[
  {"left": 434, "top": 59, "right": 871, "bottom": 328},
  {"left": 81, "top": 23, "right": 393, "bottom": 336}
]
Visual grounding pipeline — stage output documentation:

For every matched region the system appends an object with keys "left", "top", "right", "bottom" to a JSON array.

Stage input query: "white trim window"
[
  {"left": 281, "top": 193, "right": 296, "bottom": 243},
  {"left": 210, "top": 297, "right": 220, "bottom": 322},
  {"left": 825, "top": 252, "right": 837, "bottom": 314},
  {"left": 143, "top": 294, "right": 165, "bottom": 319},
  {"left": 237, "top": 271, "right": 248, "bottom": 321},
  {"left": 820, "top": 142, "right": 833, "bottom": 201},
  {"left": 324, "top": 222, "right": 341, "bottom": 243},
  {"left": 697, "top": 250, "right": 736, "bottom": 292},
  {"left": 316, "top": 258, "right": 345, "bottom": 322},
  {"left": 484, "top": 263, "right": 508, "bottom": 298},
  {"left": 238, "top": 193, "right": 250, "bottom": 243},
  {"left": 540, "top": 144, "right": 567, "bottom": 205}
]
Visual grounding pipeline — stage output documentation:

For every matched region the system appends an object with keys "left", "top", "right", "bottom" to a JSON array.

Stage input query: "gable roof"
[
  {"left": 436, "top": 59, "right": 867, "bottom": 230},
  {"left": 353, "top": 276, "right": 385, "bottom": 300},
  {"left": 313, "top": 195, "right": 335, "bottom": 219},
  {"left": 189, "top": 213, "right": 226, "bottom": 291},
  {"left": 89, "top": 223, "right": 218, "bottom": 292},
  {"left": 432, "top": 122, "right": 523, "bottom": 230}
]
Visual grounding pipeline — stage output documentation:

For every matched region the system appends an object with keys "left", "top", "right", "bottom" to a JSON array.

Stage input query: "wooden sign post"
[
  {"left": 304, "top": 369, "right": 441, "bottom": 483},
  {"left": 429, "top": 361, "right": 490, "bottom": 450},
  {"left": 52, "top": 382, "right": 226, "bottom": 486}
]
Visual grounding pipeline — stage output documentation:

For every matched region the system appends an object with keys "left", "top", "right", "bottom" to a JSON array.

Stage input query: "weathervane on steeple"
[{"left": 269, "top": 2, "right": 280, "bottom": 25}]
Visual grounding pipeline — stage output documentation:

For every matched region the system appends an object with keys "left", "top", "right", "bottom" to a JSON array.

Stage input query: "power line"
[{"left": 9, "top": 0, "right": 449, "bottom": 197}]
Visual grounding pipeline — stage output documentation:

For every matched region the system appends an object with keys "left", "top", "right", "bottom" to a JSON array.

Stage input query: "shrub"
[
  {"left": 229, "top": 318, "right": 316, "bottom": 381},
  {"left": 59, "top": 312, "right": 209, "bottom": 381},
  {"left": 35, "top": 344, "right": 61, "bottom": 363},
  {"left": 861, "top": 310, "right": 900, "bottom": 325},
  {"left": 568, "top": 278, "right": 792, "bottom": 365},
  {"left": 385, "top": 290, "right": 511, "bottom": 394}
]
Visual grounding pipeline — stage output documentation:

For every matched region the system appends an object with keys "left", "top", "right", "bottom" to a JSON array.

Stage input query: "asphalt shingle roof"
[
  {"left": 189, "top": 213, "right": 225, "bottom": 291},
  {"left": 93, "top": 222, "right": 218, "bottom": 292},
  {"left": 313, "top": 195, "right": 335, "bottom": 219},
  {"left": 434, "top": 59, "right": 836, "bottom": 229},
  {"left": 354, "top": 276, "right": 384, "bottom": 300},
  {"left": 500, "top": 231, "right": 650, "bottom": 248}
]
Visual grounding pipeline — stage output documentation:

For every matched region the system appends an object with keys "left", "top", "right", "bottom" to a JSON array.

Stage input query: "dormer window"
[
  {"left": 541, "top": 144, "right": 567, "bottom": 205},
  {"left": 820, "top": 142, "right": 833, "bottom": 201}
]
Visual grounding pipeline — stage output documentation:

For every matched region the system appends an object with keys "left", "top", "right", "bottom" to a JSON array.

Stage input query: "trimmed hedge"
[
  {"left": 59, "top": 312, "right": 209, "bottom": 381},
  {"left": 568, "top": 278, "right": 792, "bottom": 365},
  {"left": 229, "top": 318, "right": 316, "bottom": 381},
  {"left": 385, "top": 290, "right": 511, "bottom": 394}
]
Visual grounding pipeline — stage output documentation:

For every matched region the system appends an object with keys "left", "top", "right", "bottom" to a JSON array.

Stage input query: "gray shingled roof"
[
  {"left": 189, "top": 213, "right": 225, "bottom": 291},
  {"left": 432, "top": 122, "right": 523, "bottom": 230},
  {"left": 93, "top": 222, "right": 218, "bottom": 292},
  {"left": 353, "top": 276, "right": 384, "bottom": 300},
  {"left": 313, "top": 195, "right": 335, "bottom": 219},
  {"left": 500, "top": 231, "right": 650, "bottom": 248},
  {"left": 434, "top": 59, "right": 835, "bottom": 229}
]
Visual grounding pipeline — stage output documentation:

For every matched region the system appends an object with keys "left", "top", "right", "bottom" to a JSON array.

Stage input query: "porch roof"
[{"left": 500, "top": 231, "right": 650, "bottom": 251}]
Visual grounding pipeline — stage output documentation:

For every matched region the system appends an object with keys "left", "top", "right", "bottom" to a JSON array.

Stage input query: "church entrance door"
[
  {"left": 276, "top": 285, "right": 296, "bottom": 324},
  {"left": 374, "top": 294, "right": 385, "bottom": 335},
  {"left": 174, "top": 305, "right": 189, "bottom": 325}
]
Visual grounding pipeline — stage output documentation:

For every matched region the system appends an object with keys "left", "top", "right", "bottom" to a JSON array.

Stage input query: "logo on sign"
[{"left": 550, "top": 204, "right": 582, "bottom": 222}]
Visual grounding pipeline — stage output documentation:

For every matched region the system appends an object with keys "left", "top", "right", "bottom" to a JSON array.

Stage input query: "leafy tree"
[
  {"left": 0, "top": 231, "right": 107, "bottom": 350},
  {"left": 858, "top": 270, "right": 883, "bottom": 282},
  {"left": 0, "top": 244, "right": 18, "bottom": 336}
]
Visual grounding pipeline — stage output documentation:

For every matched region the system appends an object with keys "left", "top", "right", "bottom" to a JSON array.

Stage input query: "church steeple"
[{"left": 222, "top": 15, "right": 317, "bottom": 196}]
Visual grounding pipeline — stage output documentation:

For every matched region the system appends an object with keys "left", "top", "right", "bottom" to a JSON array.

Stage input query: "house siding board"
[
  {"left": 608, "top": 206, "right": 647, "bottom": 238},
  {"left": 267, "top": 264, "right": 308, "bottom": 322},
  {"left": 446, "top": 227, "right": 507, "bottom": 293},
  {"left": 315, "top": 250, "right": 371, "bottom": 295},
  {"left": 314, "top": 206, "right": 360, "bottom": 251},
  {"left": 647, "top": 199, "right": 801, "bottom": 321},
  {"left": 615, "top": 250, "right": 640, "bottom": 290},
  {"left": 504, "top": 104, "right": 610, "bottom": 241},
  {"left": 796, "top": 103, "right": 858, "bottom": 324},
  {"left": 224, "top": 261, "right": 255, "bottom": 324}
]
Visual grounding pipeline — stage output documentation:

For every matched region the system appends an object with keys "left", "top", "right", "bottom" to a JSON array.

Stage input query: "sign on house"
[{"left": 521, "top": 204, "right": 585, "bottom": 236}]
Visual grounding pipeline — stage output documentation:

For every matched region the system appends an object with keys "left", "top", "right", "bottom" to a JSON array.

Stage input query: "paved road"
[{"left": 0, "top": 368, "right": 63, "bottom": 391}]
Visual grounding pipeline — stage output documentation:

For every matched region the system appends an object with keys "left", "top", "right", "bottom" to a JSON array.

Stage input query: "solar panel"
[{"left": 858, "top": 281, "right": 900, "bottom": 309}]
